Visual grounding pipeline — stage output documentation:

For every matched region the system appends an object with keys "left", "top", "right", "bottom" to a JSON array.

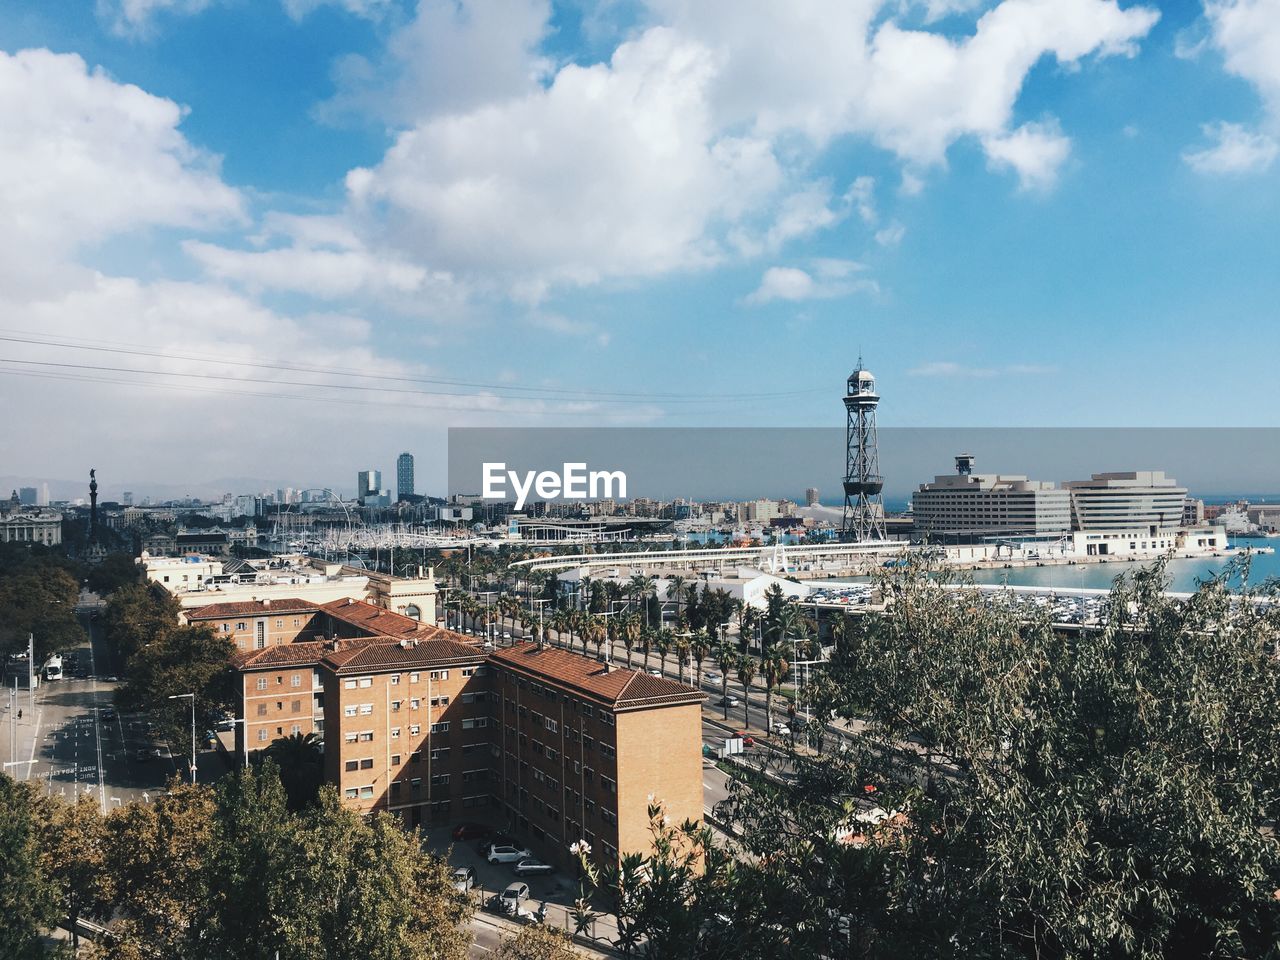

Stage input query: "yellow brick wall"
[{"left": 613, "top": 702, "right": 703, "bottom": 859}]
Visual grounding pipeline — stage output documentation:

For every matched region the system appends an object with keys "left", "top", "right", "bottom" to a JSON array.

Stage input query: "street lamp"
[{"left": 168, "top": 693, "right": 197, "bottom": 784}]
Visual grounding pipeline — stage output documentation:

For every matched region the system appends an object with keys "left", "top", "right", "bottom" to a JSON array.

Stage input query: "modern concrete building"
[
  {"left": 396, "top": 452, "right": 415, "bottom": 502},
  {"left": 1063, "top": 471, "right": 1188, "bottom": 533},
  {"left": 912, "top": 456, "right": 1071, "bottom": 544},
  {"left": 357, "top": 470, "right": 382, "bottom": 506}
]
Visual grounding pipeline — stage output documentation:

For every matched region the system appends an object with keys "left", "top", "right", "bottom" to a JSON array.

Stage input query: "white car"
[
  {"left": 452, "top": 866, "right": 475, "bottom": 893},
  {"left": 704, "top": 671, "right": 721, "bottom": 685},
  {"left": 770, "top": 721, "right": 791, "bottom": 736},
  {"left": 512, "top": 857, "right": 554, "bottom": 877},
  {"left": 487, "top": 844, "right": 533, "bottom": 864},
  {"left": 647, "top": 668, "right": 662, "bottom": 677},
  {"left": 500, "top": 882, "right": 530, "bottom": 911}
]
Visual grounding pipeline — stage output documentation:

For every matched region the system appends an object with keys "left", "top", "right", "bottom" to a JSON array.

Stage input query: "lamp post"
[{"left": 168, "top": 693, "right": 197, "bottom": 784}]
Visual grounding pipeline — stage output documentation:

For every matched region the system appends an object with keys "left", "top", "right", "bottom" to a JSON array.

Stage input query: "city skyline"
[{"left": 1, "top": 1, "right": 1279, "bottom": 485}]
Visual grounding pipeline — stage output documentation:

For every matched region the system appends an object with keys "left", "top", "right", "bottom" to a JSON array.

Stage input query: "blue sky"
[{"left": 1, "top": 0, "right": 1277, "bottom": 495}]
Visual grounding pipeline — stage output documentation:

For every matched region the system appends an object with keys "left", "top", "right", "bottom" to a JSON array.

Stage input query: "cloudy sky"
[{"left": 1, "top": 0, "right": 1277, "bottom": 497}]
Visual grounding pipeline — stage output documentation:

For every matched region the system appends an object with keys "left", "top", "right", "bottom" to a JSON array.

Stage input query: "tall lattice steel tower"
[{"left": 841, "top": 357, "right": 886, "bottom": 541}]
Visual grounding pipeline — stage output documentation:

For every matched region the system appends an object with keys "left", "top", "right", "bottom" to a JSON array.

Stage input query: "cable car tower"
[{"left": 841, "top": 357, "right": 886, "bottom": 541}]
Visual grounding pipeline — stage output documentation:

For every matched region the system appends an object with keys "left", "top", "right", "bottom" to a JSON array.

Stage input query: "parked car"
[
  {"left": 499, "top": 882, "right": 531, "bottom": 912},
  {"left": 451, "top": 822, "right": 492, "bottom": 842},
  {"left": 487, "top": 844, "right": 533, "bottom": 864},
  {"left": 512, "top": 857, "right": 554, "bottom": 877},
  {"left": 647, "top": 668, "right": 662, "bottom": 677},
  {"left": 478, "top": 832, "right": 517, "bottom": 855},
  {"left": 452, "top": 866, "right": 475, "bottom": 893},
  {"left": 770, "top": 721, "right": 791, "bottom": 736}
]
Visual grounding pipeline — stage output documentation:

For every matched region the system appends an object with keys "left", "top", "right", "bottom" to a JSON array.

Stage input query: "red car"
[
  {"left": 451, "top": 822, "right": 493, "bottom": 842},
  {"left": 733, "top": 731, "right": 755, "bottom": 747}
]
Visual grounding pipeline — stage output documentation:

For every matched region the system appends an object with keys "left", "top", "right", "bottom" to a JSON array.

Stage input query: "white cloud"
[
  {"left": 281, "top": 0, "right": 393, "bottom": 19},
  {"left": 875, "top": 222, "right": 907, "bottom": 246},
  {"left": 183, "top": 240, "right": 463, "bottom": 306},
  {"left": 1183, "top": 121, "right": 1278, "bottom": 174},
  {"left": 982, "top": 119, "right": 1073, "bottom": 190},
  {"left": 744, "top": 262, "right": 878, "bottom": 304},
  {"left": 345, "top": 27, "right": 780, "bottom": 292},
  {"left": 1204, "top": 0, "right": 1280, "bottom": 115},
  {"left": 318, "top": 0, "right": 554, "bottom": 125},
  {"left": 0, "top": 48, "right": 244, "bottom": 291},
  {"left": 95, "top": 0, "right": 214, "bottom": 36},
  {"left": 1187, "top": 1, "right": 1280, "bottom": 175}
]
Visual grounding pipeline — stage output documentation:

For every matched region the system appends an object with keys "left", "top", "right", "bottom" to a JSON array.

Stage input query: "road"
[{"left": 1, "top": 600, "right": 227, "bottom": 810}]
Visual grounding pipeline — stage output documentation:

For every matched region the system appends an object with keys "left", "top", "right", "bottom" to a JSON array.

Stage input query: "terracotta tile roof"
[
  {"left": 323, "top": 637, "right": 486, "bottom": 672},
  {"left": 486, "top": 643, "right": 704, "bottom": 710},
  {"left": 187, "top": 598, "right": 318, "bottom": 620},
  {"left": 320, "top": 598, "right": 425, "bottom": 638},
  {"left": 231, "top": 640, "right": 331, "bottom": 670}
]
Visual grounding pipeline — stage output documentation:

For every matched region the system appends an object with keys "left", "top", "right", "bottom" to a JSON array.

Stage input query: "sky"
[{"left": 1, "top": 0, "right": 1278, "bottom": 499}]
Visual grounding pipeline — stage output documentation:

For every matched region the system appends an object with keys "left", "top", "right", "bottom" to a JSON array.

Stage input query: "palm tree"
[
  {"left": 739, "top": 606, "right": 760, "bottom": 654},
  {"left": 735, "top": 655, "right": 757, "bottom": 730},
  {"left": 639, "top": 626, "right": 655, "bottom": 670},
  {"left": 667, "top": 574, "right": 686, "bottom": 622},
  {"left": 628, "top": 574, "right": 656, "bottom": 629},
  {"left": 673, "top": 634, "right": 691, "bottom": 684},
  {"left": 263, "top": 732, "right": 323, "bottom": 811},
  {"left": 621, "top": 614, "right": 640, "bottom": 668},
  {"left": 760, "top": 645, "right": 790, "bottom": 734},
  {"left": 654, "top": 628, "right": 673, "bottom": 677},
  {"left": 715, "top": 641, "right": 736, "bottom": 720},
  {"left": 690, "top": 631, "right": 711, "bottom": 688}
]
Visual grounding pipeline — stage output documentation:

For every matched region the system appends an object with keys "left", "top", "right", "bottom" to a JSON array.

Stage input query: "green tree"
[
  {"left": 100, "top": 583, "right": 180, "bottom": 665},
  {"left": 492, "top": 925, "right": 581, "bottom": 959},
  {"left": 38, "top": 792, "right": 114, "bottom": 954},
  {"left": 0, "top": 775, "right": 60, "bottom": 960},
  {"left": 102, "top": 779, "right": 217, "bottom": 960},
  {"left": 735, "top": 656, "right": 756, "bottom": 730},
  {"left": 117, "top": 624, "right": 235, "bottom": 751},
  {"left": 263, "top": 732, "right": 324, "bottom": 812}
]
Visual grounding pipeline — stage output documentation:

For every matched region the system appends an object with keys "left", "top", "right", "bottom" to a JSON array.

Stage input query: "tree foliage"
[{"left": 0, "top": 776, "right": 61, "bottom": 960}]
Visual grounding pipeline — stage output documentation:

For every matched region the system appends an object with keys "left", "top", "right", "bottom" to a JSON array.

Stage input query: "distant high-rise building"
[
  {"left": 39, "top": 483, "right": 49, "bottom": 506},
  {"left": 18, "top": 487, "right": 37, "bottom": 506},
  {"left": 122, "top": 491, "right": 134, "bottom": 506},
  {"left": 357, "top": 470, "right": 381, "bottom": 506},
  {"left": 805, "top": 487, "right": 820, "bottom": 507},
  {"left": 397, "top": 452, "right": 415, "bottom": 502}
]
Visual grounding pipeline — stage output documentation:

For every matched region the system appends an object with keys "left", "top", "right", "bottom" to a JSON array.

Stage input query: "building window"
[
  {"left": 411, "top": 698, "right": 421, "bottom": 710},
  {"left": 257, "top": 729, "right": 268, "bottom": 742},
  {"left": 461, "top": 718, "right": 487, "bottom": 730},
  {"left": 359, "top": 786, "right": 374, "bottom": 799},
  {"left": 391, "top": 754, "right": 401, "bottom": 765},
  {"left": 344, "top": 706, "right": 357, "bottom": 718},
  {"left": 430, "top": 696, "right": 450, "bottom": 707},
  {"left": 431, "top": 747, "right": 450, "bottom": 762},
  {"left": 390, "top": 674, "right": 400, "bottom": 685},
  {"left": 359, "top": 704, "right": 373, "bottom": 716},
  {"left": 256, "top": 677, "right": 267, "bottom": 691},
  {"left": 410, "top": 724, "right": 421, "bottom": 736},
  {"left": 291, "top": 700, "right": 301, "bottom": 714},
  {"left": 343, "top": 679, "right": 356, "bottom": 690},
  {"left": 431, "top": 722, "right": 449, "bottom": 734},
  {"left": 290, "top": 674, "right": 301, "bottom": 687},
  {"left": 344, "top": 787, "right": 358, "bottom": 799},
  {"left": 256, "top": 704, "right": 267, "bottom": 717},
  {"left": 429, "top": 670, "right": 449, "bottom": 681},
  {"left": 357, "top": 677, "right": 373, "bottom": 688},
  {"left": 600, "top": 744, "right": 615, "bottom": 760},
  {"left": 358, "top": 731, "right": 374, "bottom": 742},
  {"left": 545, "top": 718, "right": 558, "bottom": 733},
  {"left": 391, "top": 700, "right": 402, "bottom": 712}
]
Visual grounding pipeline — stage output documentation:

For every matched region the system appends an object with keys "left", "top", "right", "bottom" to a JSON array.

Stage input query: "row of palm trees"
[{"left": 442, "top": 582, "right": 820, "bottom": 735}]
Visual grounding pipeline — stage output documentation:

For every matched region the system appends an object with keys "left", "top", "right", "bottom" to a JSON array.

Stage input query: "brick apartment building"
[{"left": 212, "top": 595, "right": 704, "bottom": 871}]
